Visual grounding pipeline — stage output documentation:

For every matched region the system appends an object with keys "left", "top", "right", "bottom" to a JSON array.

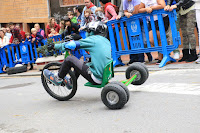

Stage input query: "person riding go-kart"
[
  {"left": 42, "top": 12, "right": 149, "bottom": 109},
  {"left": 43, "top": 18, "right": 111, "bottom": 87}
]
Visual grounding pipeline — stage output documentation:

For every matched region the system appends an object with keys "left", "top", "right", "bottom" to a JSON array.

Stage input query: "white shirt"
[
  {"left": 141, "top": 0, "right": 167, "bottom": 21},
  {"left": 0, "top": 36, "right": 9, "bottom": 48},
  {"left": 5, "top": 32, "right": 12, "bottom": 40}
]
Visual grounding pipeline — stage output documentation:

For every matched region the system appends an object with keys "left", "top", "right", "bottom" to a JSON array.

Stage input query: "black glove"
[
  {"left": 71, "top": 34, "right": 82, "bottom": 40},
  {"left": 47, "top": 42, "right": 55, "bottom": 52}
]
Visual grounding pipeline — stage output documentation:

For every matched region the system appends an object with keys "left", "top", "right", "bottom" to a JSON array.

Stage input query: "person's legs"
[
  {"left": 186, "top": 10, "right": 197, "bottom": 62},
  {"left": 44, "top": 56, "right": 97, "bottom": 86},
  {"left": 179, "top": 14, "right": 190, "bottom": 62},
  {"left": 196, "top": 9, "right": 200, "bottom": 54},
  {"left": 58, "top": 56, "right": 94, "bottom": 82}
]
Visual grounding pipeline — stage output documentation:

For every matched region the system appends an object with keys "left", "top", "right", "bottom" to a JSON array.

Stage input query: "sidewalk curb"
[{"left": 1, "top": 67, "right": 199, "bottom": 78}]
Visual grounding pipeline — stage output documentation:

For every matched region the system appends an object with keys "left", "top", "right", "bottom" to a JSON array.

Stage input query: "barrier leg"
[{"left": 159, "top": 55, "right": 176, "bottom": 67}]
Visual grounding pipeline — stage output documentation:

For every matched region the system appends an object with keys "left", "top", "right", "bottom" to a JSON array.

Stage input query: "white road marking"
[{"left": 128, "top": 69, "right": 200, "bottom": 95}]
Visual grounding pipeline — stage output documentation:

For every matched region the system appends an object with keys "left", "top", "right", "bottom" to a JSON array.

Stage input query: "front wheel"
[{"left": 41, "top": 62, "right": 77, "bottom": 101}]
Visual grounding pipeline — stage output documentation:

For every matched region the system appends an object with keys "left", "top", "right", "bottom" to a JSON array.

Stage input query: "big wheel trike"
[{"left": 41, "top": 60, "right": 149, "bottom": 109}]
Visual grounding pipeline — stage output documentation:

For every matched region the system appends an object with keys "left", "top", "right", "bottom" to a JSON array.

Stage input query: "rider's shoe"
[
  {"left": 43, "top": 69, "right": 63, "bottom": 86},
  {"left": 63, "top": 76, "right": 72, "bottom": 89}
]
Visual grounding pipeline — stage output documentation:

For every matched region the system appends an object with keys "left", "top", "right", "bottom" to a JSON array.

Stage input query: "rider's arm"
[{"left": 54, "top": 36, "right": 95, "bottom": 52}]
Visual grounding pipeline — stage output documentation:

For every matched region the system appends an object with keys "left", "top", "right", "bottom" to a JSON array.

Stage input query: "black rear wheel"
[
  {"left": 101, "top": 83, "right": 127, "bottom": 110},
  {"left": 41, "top": 62, "right": 77, "bottom": 101},
  {"left": 126, "top": 63, "right": 148, "bottom": 85},
  {"left": 109, "top": 81, "right": 130, "bottom": 103}
]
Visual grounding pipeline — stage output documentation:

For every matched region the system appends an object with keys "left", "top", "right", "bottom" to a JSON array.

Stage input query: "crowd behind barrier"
[
  {"left": 0, "top": 9, "right": 184, "bottom": 73},
  {"left": 107, "top": 9, "right": 181, "bottom": 67},
  {"left": 0, "top": 31, "right": 87, "bottom": 74}
]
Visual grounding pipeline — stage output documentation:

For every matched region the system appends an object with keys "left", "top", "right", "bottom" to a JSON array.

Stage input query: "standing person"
[
  {"left": 34, "top": 23, "right": 46, "bottom": 39},
  {"left": 15, "top": 24, "right": 26, "bottom": 41},
  {"left": 123, "top": 0, "right": 147, "bottom": 64},
  {"left": 0, "top": 29, "right": 10, "bottom": 65},
  {"left": 30, "top": 28, "right": 44, "bottom": 44},
  {"left": 193, "top": 0, "right": 200, "bottom": 63},
  {"left": 80, "top": 0, "right": 97, "bottom": 28},
  {"left": 79, "top": 9, "right": 96, "bottom": 31},
  {"left": 46, "top": 17, "right": 60, "bottom": 36},
  {"left": 8, "top": 22, "right": 22, "bottom": 44},
  {"left": 139, "top": 0, "right": 169, "bottom": 64},
  {"left": 99, "top": 0, "right": 118, "bottom": 21},
  {"left": 67, "top": 11, "right": 77, "bottom": 24},
  {"left": 165, "top": 0, "right": 198, "bottom": 62},
  {"left": 74, "top": 6, "right": 83, "bottom": 26},
  {"left": 0, "top": 29, "right": 9, "bottom": 48},
  {"left": 5, "top": 27, "right": 12, "bottom": 40},
  {"left": 61, "top": 18, "right": 80, "bottom": 39},
  {"left": 59, "top": 21, "right": 65, "bottom": 34}
]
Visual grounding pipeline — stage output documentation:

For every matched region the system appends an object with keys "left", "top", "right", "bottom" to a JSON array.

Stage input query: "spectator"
[
  {"left": 75, "top": 6, "right": 83, "bottom": 26},
  {"left": 79, "top": 9, "right": 96, "bottom": 31},
  {"left": 59, "top": 21, "right": 65, "bottom": 34},
  {"left": 22, "top": 32, "right": 31, "bottom": 43},
  {"left": 67, "top": 11, "right": 77, "bottom": 24},
  {"left": 15, "top": 24, "right": 26, "bottom": 41},
  {"left": 23, "top": 32, "right": 34, "bottom": 70},
  {"left": 80, "top": 0, "right": 97, "bottom": 28},
  {"left": 0, "top": 29, "right": 9, "bottom": 48},
  {"left": 123, "top": 0, "right": 150, "bottom": 64},
  {"left": 8, "top": 22, "right": 22, "bottom": 44},
  {"left": 46, "top": 17, "right": 60, "bottom": 36},
  {"left": 5, "top": 27, "right": 12, "bottom": 40},
  {"left": 30, "top": 28, "right": 43, "bottom": 44},
  {"left": 139, "top": 0, "right": 169, "bottom": 64},
  {"left": 116, "top": 0, "right": 125, "bottom": 20},
  {"left": 165, "top": 0, "right": 197, "bottom": 62},
  {"left": 0, "top": 29, "right": 10, "bottom": 64},
  {"left": 194, "top": 0, "right": 200, "bottom": 63},
  {"left": 48, "top": 28, "right": 59, "bottom": 38},
  {"left": 34, "top": 23, "right": 46, "bottom": 39},
  {"left": 99, "top": 0, "right": 118, "bottom": 21},
  {"left": 61, "top": 18, "right": 79, "bottom": 39}
]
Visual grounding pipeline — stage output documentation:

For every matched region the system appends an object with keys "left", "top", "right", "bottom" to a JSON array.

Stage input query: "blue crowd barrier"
[
  {"left": 106, "top": 9, "right": 181, "bottom": 67},
  {"left": 0, "top": 32, "right": 87, "bottom": 73}
]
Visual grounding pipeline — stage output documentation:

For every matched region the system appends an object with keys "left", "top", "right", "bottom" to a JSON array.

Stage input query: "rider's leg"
[{"left": 58, "top": 55, "right": 96, "bottom": 84}]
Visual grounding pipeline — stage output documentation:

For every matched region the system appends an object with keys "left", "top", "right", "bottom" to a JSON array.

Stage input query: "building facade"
[{"left": 0, "top": 0, "right": 50, "bottom": 33}]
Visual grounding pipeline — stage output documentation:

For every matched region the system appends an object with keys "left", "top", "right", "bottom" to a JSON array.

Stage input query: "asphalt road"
[{"left": 0, "top": 69, "right": 200, "bottom": 133}]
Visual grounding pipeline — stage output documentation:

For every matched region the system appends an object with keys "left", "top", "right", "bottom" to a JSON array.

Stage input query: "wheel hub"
[
  {"left": 106, "top": 91, "right": 119, "bottom": 105},
  {"left": 130, "top": 70, "right": 141, "bottom": 81}
]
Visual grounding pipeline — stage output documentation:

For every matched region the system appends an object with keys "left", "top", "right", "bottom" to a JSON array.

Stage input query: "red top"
[
  {"left": 104, "top": 2, "right": 117, "bottom": 20},
  {"left": 9, "top": 30, "right": 26, "bottom": 43},
  {"left": 87, "top": 2, "right": 95, "bottom": 9},
  {"left": 46, "top": 23, "right": 60, "bottom": 36}
]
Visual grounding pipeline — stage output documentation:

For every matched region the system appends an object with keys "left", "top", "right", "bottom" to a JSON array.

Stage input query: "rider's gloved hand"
[
  {"left": 47, "top": 42, "right": 55, "bottom": 51},
  {"left": 64, "top": 40, "right": 80, "bottom": 50}
]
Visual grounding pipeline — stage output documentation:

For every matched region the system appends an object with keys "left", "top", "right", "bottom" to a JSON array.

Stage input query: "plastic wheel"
[
  {"left": 41, "top": 62, "right": 77, "bottom": 101},
  {"left": 109, "top": 81, "right": 130, "bottom": 103},
  {"left": 101, "top": 83, "right": 127, "bottom": 110},
  {"left": 126, "top": 63, "right": 148, "bottom": 85}
]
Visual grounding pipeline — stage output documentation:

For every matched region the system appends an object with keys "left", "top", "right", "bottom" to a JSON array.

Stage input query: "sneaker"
[
  {"left": 156, "top": 60, "right": 161, "bottom": 65},
  {"left": 173, "top": 53, "right": 180, "bottom": 59},
  {"left": 195, "top": 57, "right": 200, "bottom": 64},
  {"left": 63, "top": 76, "right": 72, "bottom": 89},
  {"left": 43, "top": 69, "right": 63, "bottom": 86}
]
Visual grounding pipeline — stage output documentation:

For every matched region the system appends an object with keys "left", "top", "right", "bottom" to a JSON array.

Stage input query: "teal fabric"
[
  {"left": 78, "top": 35, "right": 112, "bottom": 81},
  {"left": 54, "top": 42, "right": 66, "bottom": 52}
]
